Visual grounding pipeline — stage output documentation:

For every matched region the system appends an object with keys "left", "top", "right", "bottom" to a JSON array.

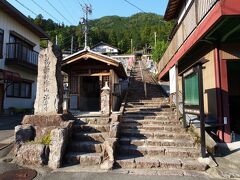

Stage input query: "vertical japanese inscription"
[{"left": 42, "top": 55, "right": 50, "bottom": 112}]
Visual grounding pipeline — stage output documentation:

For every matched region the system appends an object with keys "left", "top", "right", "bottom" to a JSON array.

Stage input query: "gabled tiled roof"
[{"left": 62, "top": 48, "right": 127, "bottom": 78}]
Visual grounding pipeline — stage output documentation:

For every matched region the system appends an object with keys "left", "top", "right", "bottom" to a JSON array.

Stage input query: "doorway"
[
  {"left": 227, "top": 61, "right": 240, "bottom": 135},
  {"left": 0, "top": 84, "right": 4, "bottom": 113},
  {"left": 79, "top": 76, "right": 100, "bottom": 111}
]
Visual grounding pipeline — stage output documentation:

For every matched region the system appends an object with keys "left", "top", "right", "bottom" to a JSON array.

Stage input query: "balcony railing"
[
  {"left": 158, "top": 0, "right": 218, "bottom": 74},
  {"left": 5, "top": 43, "right": 38, "bottom": 67}
]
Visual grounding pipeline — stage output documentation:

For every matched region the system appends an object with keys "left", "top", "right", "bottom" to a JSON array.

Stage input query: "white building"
[
  {"left": 0, "top": 1, "right": 48, "bottom": 113},
  {"left": 91, "top": 42, "right": 119, "bottom": 55}
]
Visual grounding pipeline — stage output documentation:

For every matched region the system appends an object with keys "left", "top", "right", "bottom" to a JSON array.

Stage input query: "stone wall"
[
  {"left": 15, "top": 115, "right": 73, "bottom": 168},
  {"left": 101, "top": 114, "right": 119, "bottom": 170}
]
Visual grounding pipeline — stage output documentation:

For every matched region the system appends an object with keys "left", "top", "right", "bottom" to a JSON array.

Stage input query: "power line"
[
  {"left": 45, "top": 0, "right": 74, "bottom": 25},
  {"left": 30, "top": 0, "right": 61, "bottom": 24},
  {"left": 76, "top": 0, "right": 85, "bottom": 7},
  {"left": 14, "top": 0, "right": 38, "bottom": 16},
  {"left": 58, "top": 0, "right": 77, "bottom": 23},
  {"left": 123, "top": 0, "right": 145, "bottom": 13}
]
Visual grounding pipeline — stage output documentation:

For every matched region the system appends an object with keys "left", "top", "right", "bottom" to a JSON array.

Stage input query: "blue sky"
[{"left": 7, "top": 0, "right": 168, "bottom": 26}]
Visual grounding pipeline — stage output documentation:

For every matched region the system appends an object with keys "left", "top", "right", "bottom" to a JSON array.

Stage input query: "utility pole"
[
  {"left": 71, "top": 35, "right": 73, "bottom": 54},
  {"left": 80, "top": 4, "right": 92, "bottom": 49},
  {"left": 154, "top": 32, "right": 157, "bottom": 48},
  {"left": 55, "top": 35, "right": 58, "bottom": 45},
  {"left": 131, "top": 39, "right": 133, "bottom": 54}
]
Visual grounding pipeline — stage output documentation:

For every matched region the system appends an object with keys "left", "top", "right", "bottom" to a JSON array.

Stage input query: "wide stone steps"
[
  {"left": 125, "top": 104, "right": 172, "bottom": 108},
  {"left": 119, "top": 129, "right": 193, "bottom": 140},
  {"left": 68, "top": 140, "right": 103, "bottom": 153},
  {"left": 73, "top": 124, "right": 110, "bottom": 133},
  {"left": 73, "top": 132, "right": 108, "bottom": 142},
  {"left": 64, "top": 152, "right": 102, "bottom": 166},
  {"left": 124, "top": 111, "right": 176, "bottom": 116},
  {"left": 119, "top": 124, "right": 184, "bottom": 132},
  {"left": 119, "top": 137, "right": 195, "bottom": 148},
  {"left": 118, "top": 145, "right": 199, "bottom": 158},
  {"left": 115, "top": 156, "right": 207, "bottom": 171},
  {"left": 126, "top": 101, "right": 163, "bottom": 105},
  {"left": 121, "top": 119, "right": 181, "bottom": 125},
  {"left": 123, "top": 114, "right": 176, "bottom": 120},
  {"left": 126, "top": 105, "right": 161, "bottom": 109},
  {"left": 124, "top": 107, "right": 163, "bottom": 111}
]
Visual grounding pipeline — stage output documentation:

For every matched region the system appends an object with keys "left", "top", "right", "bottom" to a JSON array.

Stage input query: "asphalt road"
[
  {"left": 37, "top": 172, "right": 211, "bottom": 180},
  {"left": 0, "top": 115, "right": 22, "bottom": 142}
]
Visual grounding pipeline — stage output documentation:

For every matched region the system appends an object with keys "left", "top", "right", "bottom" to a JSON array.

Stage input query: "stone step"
[
  {"left": 124, "top": 107, "right": 163, "bottom": 111},
  {"left": 127, "top": 98, "right": 164, "bottom": 101},
  {"left": 119, "top": 124, "right": 183, "bottom": 132},
  {"left": 75, "top": 117, "right": 110, "bottom": 125},
  {"left": 124, "top": 111, "right": 176, "bottom": 116},
  {"left": 73, "top": 124, "right": 110, "bottom": 133},
  {"left": 73, "top": 132, "right": 108, "bottom": 142},
  {"left": 119, "top": 129, "right": 192, "bottom": 140},
  {"left": 127, "top": 102, "right": 162, "bottom": 106},
  {"left": 64, "top": 152, "right": 102, "bottom": 166},
  {"left": 125, "top": 105, "right": 173, "bottom": 110},
  {"left": 128, "top": 98, "right": 169, "bottom": 104},
  {"left": 118, "top": 145, "right": 199, "bottom": 158},
  {"left": 123, "top": 114, "right": 176, "bottom": 120},
  {"left": 119, "top": 137, "right": 194, "bottom": 147},
  {"left": 68, "top": 141, "right": 103, "bottom": 153},
  {"left": 126, "top": 105, "right": 162, "bottom": 108},
  {"left": 121, "top": 119, "right": 181, "bottom": 125},
  {"left": 115, "top": 156, "right": 207, "bottom": 171}
]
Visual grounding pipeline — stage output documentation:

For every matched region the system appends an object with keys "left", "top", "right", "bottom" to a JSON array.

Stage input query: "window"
[
  {"left": 184, "top": 73, "right": 199, "bottom": 106},
  {"left": 6, "top": 82, "right": 32, "bottom": 98},
  {"left": 0, "top": 29, "right": 4, "bottom": 58}
]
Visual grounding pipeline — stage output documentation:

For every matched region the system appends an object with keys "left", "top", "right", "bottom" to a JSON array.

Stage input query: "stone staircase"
[
  {"left": 64, "top": 116, "right": 110, "bottom": 167},
  {"left": 115, "top": 62, "right": 208, "bottom": 173}
]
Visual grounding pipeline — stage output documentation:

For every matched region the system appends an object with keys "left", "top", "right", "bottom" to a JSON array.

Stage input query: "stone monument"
[
  {"left": 15, "top": 42, "right": 73, "bottom": 169},
  {"left": 34, "top": 41, "right": 63, "bottom": 114}
]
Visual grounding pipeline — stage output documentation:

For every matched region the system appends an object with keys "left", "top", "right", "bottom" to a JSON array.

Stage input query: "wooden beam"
[{"left": 77, "top": 73, "right": 110, "bottom": 77}]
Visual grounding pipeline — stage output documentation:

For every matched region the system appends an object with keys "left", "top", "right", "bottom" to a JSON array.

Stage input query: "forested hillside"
[{"left": 30, "top": 13, "right": 173, "bottom": 58}]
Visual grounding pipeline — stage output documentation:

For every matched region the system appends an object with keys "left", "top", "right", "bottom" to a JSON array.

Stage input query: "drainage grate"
[{"left": 0, "top": 169, "right": 37, "bottom": 180}]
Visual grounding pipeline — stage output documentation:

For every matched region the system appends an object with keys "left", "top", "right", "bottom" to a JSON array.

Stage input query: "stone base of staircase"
[{"left": 64, "top": 117, "right": 110, "bottom": 168}]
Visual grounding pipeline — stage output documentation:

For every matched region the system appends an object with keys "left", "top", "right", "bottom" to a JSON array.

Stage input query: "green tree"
[
  {"left": 152, "top": 40, "right": 168, "bottom": 63},
  {"left": 30, "top": 13, "right": 173, "bottom": 53}
]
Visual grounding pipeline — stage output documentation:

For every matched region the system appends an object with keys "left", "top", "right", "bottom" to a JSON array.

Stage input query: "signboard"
[
  {"left": 169, "top": 66, "right": 176, "bottom": 94},
  {"left": 182, "top": 65, "right": 206, "bottom": 157},
  {"left": 183, "top": 67, "right": 200, "bottom": 112}
]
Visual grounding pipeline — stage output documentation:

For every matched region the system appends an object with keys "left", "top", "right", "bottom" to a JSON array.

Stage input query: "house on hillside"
[
  {"left": 91, "top": 42, "right": 119, "bottom": 55},
  {"left": 62, "top": 48, "right": 127, "bottom": 115},
  {"left": 0, "top": 1, "right": 48, "bottom": 114},
  {"left": 111, "top": 54, "right": 135, "bottom": 74},
  {"left": 158, "top": 0, "right": 240, "bottom": 143}
]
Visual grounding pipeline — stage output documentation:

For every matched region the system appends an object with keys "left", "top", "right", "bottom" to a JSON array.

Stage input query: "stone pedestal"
[{"left": 101, "top": 82, "right": 110, "bottom": 116}]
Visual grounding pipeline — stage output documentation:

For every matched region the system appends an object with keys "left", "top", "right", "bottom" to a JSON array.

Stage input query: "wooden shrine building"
[{"left": 62, "top": 48, "right": 127, "bottom": 114}]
